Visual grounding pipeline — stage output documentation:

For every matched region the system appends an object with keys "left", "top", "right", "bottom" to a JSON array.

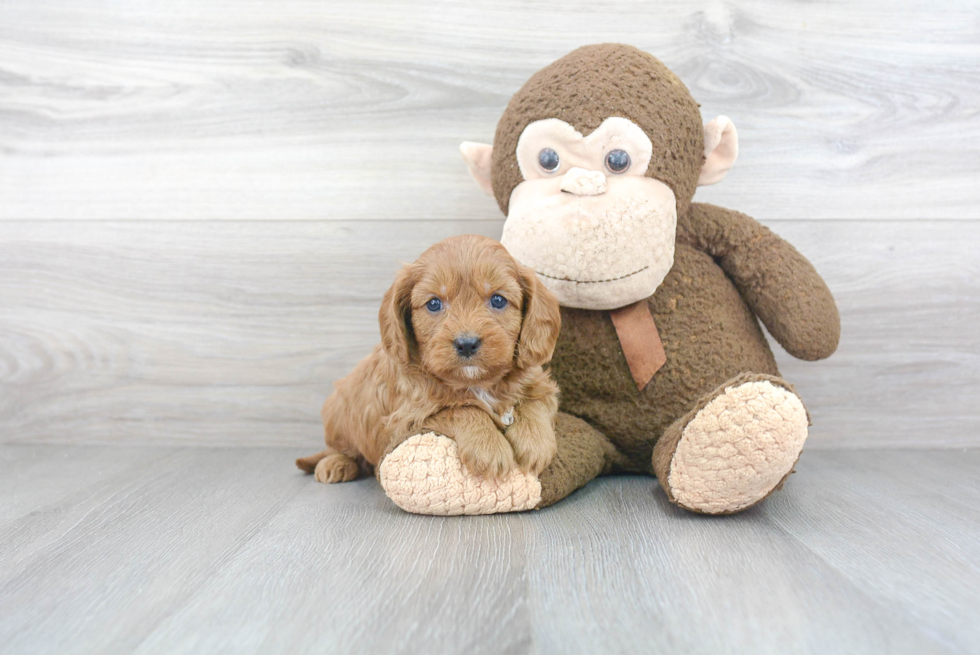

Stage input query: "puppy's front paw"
[
  {"left": 457, "top": 431, "right": 517, "bottom": 481},
  {"left": 506, "top": 421, "right": 557, "bottom": 476}
]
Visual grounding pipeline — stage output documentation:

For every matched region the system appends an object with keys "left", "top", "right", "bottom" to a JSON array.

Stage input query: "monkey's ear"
[
  {"left": 460, "top": 142, "right": 494, "bottom": 196},
  {"left": 698, "top": 116, "right": 739, "bottom": 186}
]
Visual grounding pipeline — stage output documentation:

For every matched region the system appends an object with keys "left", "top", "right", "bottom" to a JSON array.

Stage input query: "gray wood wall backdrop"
[{"left": 1, "top": 0, "right": 978, "bottom": 448}]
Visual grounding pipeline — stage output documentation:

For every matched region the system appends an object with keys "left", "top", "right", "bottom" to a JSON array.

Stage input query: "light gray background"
[
  {"left": 1, "top": 1, "right": 978, "bottom": 653},
  {"left": 1, "top": 0, "right": 978, "bottom": 448}
]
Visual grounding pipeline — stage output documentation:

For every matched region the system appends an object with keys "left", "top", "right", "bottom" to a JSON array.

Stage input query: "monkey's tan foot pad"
[
  {"left": 378, "top": 433, "right": 542, "bottom": 515},
  {"left": 661, "top": 380, "right": 808, "bottom": 515}
]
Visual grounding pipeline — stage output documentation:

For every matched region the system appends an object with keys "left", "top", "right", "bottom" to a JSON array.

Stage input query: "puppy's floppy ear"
[
  {"left": 379, "top": 264, "right": 418, "bottom": 366},
  {"left": 516, "top": 265, "right": 562, "bottom": 369}
]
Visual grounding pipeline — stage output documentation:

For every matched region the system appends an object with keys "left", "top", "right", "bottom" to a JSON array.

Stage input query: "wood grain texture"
[
  {"left": 0, "top": 219, "right": 976, "bottom": 449},
  {"left": 0, "top": 445, "right": 977, "bottom": 653},
  {"left": 1, "top": 0, "right": 978, "bottom": 220}
]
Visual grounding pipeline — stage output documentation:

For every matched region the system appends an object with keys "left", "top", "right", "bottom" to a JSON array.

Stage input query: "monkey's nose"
[
  {"left": 453, "top": 335, "right": 482, "bottom": 359},
  {"left": 560, "top": 167, "right": 607, "bottom": 196}
]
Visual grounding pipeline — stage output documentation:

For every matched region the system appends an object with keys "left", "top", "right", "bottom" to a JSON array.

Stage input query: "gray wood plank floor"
[
  {"left": 0, "top": 445, "right": 976, "bottom": 654},
  {"left": 1, "top": 0, "right": 978, "bottom": 220}
]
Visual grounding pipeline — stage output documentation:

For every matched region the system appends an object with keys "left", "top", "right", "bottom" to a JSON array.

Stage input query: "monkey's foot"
[
  {"left": 378, "top": 433, "right": 542, "bottom": 515},
  {"left": 653, "top": 375, "right": 809, "bottom": 515}
]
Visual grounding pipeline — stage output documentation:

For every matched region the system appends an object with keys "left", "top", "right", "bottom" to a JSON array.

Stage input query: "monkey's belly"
[{"left": 549, "top": 244, "right": 779, "bottom": 472}]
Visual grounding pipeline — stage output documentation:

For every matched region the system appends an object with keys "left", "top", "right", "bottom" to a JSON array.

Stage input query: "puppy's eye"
[
  {"left": 489, "top": 294, "right": 507, "bottom": 309},
  {"left": 605, "top": 149, "right": 631, "bottom": 173},
  {"left": 425, "top": 298, "right": 443, "bottom": 313},
  {"left": 538, "top": 148, "right": 560, "bottom": 173}
]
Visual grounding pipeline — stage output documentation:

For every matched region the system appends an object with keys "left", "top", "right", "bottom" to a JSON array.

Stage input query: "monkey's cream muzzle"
[
  {"left": 559, "top": 167, "right": 608, "bottom": 196},
  {"left": 502, "top": 174, "right": 676, "bottom": 311}
]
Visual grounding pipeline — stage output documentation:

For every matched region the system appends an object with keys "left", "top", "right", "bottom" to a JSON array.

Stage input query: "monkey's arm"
[{"left": 679, "top": 202, "right": 840, "bottom": 361}]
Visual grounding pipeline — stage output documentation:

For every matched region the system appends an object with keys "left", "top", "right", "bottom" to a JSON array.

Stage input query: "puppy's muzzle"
[{"left": 453, "top": 334, "right": 482, "bottom": 359}]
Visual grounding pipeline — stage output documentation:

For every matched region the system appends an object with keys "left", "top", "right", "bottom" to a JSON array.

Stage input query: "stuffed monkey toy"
[{"left": 377, "top": 44, "right": 840, "bottom": 515}]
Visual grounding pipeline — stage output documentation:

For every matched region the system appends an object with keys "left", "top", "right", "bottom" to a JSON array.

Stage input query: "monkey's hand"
[{"left": 684, "top": 203, "right": 840, "bottom": 361}]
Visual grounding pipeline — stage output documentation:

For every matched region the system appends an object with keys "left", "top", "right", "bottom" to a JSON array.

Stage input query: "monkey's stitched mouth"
[{"left": 535, "top": 265, "right": 649, "bottom": 284}]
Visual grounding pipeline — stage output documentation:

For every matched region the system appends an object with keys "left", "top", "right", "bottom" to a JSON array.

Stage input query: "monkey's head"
[{"left": 461, "top": 44, "right": 738, "bottom": 310}]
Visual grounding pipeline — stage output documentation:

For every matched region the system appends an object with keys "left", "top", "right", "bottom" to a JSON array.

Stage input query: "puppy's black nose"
[{"left": 453, "top": 335, "right": 482, "bottom": 358}]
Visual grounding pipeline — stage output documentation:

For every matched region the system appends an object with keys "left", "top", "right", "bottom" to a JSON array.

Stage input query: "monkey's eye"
[
  {"left": 538, "top": 148, "right": 560, "bottom": 173},
  {"left": 425, "top": 298, "right": 443, "bottom": 313},
  {"left": 605, "top": 149, "right": 631, "bottom": 173},
  {"left": 489, "top": 294, "right": 508, "bottom": 309}
]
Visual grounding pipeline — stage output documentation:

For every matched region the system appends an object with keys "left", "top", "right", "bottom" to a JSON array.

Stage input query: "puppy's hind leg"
[
  {"left": 297, "top": 390, "right": 366, "bottom": 483},
  {"left": 296, "top": 447, "right": 361, "bottom": 483},
  {"left": 296, "top": 449, "right": 330, "bottom": 473}
]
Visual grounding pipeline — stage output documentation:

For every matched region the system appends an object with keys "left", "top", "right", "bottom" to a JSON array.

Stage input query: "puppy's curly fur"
[{"left": 296, "top": 235, "right": 562, "bottom": 483}]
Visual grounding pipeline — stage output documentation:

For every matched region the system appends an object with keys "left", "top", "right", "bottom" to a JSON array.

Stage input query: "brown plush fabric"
[
  {"left": 499, "top": 46, "right": 839, "bottom": 511},
  {"left": 678, "top": 203, "right": 841, "bottom": 361},
  {"left": 490, "top": 44, "right": 705, "bottom": 217},
  {"left": 548, "top": 236, "right": 784, "bottom": 473},
  {"left": 538, "top": 201, "right": 837, "bottom": 507},
  {"left": 537, "top": 412, "right": 627, "bottom": 508}
]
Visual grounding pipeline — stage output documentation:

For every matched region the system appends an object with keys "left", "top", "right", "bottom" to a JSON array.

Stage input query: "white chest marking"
[
  {"left": 470, "top": 387, "right": 515, "bottom": 426},
  {"left": 470, "top": 386, "right": 498, "bottom": 409}
]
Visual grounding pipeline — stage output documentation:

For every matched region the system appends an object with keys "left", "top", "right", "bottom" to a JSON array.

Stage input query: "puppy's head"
[{"left": 379, "top": 234, "right": 561, "bottom": 385}]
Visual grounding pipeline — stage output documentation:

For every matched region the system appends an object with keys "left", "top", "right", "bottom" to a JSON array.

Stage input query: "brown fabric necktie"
[{"left": 609, "top": 300, "right": 666, "bottom": 391}]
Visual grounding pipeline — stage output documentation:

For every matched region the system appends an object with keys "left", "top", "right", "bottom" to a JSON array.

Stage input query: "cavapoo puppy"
[{"left": 296, "top": 234, "right": 562, "bottom": 484}]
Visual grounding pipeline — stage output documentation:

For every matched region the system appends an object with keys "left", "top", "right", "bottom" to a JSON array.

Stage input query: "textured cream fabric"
[
  {"left": 379, "top": 433, "right": 542, "bottom": 516},
  {"left": 559, "top": 167, "right": 608, "bottom": 196},
  {"left": 501, "top": 178, "right": 676, "bottom": 311},
  {"left": 668, "top": 380, "right": 808, "bottom": 514}
]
